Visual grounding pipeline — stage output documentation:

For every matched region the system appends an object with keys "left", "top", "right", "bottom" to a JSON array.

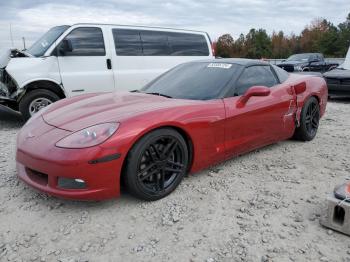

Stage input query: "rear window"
[
  {"left": 112, "top": 29, "right": 209, "bottom": 56},
  {"left": 167, "top": 32, "right": 209, "bottom": 56}
]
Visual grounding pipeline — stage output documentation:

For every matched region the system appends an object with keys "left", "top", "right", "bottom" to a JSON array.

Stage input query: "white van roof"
[{"left": 71, "top": 23, "right": 210, "bottom": 35}]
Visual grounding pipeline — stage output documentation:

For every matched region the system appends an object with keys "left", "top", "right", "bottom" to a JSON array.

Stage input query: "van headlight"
[{"left": 56, "top": 123, "right": 119, "bottom": 149}]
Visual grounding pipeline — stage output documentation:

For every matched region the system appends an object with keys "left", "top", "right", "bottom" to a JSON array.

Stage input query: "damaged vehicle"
[
  {"left": 277, "top": 53, "right": 338, "bottom": 73},
  {"left": 323, "top": 46, "right": 350, "bottom": 97},
  {"left": 16, "top": 59, "right": 328, "bottom": 201},
  {"left": 0, "top": 24, "right": 214, "bottom": 120}
]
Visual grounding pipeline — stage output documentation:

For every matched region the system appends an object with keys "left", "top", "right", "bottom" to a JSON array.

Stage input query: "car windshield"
[
  {"left": 26, "top": 25, "right": 70, "bottom": 57},
  {"left": 141, "top": 62, "right": 240, "bottom": 100},
  {"left": 286, "top": 54, "right": 311, "bottom": 62}
]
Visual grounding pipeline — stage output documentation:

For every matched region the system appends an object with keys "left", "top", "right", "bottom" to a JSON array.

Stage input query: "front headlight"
[{"left": 55, "top": 123, "right": 119, "bottom": 149}]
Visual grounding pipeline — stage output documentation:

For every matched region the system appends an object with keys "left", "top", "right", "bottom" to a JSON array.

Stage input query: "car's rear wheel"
[
  {"left": 19, "top": 89, "right": 60, "bottom": 121},
  {"left": 294, "top": 96, "right": 320, "bottom": 141},
  {"left": 124, "top": 128, "right": 189, "bottom": 201}
]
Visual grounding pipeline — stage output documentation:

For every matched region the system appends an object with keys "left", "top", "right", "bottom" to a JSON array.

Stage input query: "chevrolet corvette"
[{"left": 16, "top": 59, "right": 327, "bottom": 201}]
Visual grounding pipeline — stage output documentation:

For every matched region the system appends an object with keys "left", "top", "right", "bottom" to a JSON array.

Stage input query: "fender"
[{"left": 16, "top": 79, "right": 66, "bottom": 102}]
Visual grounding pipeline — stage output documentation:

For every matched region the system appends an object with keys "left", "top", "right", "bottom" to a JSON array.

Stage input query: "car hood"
[
  {"left": 42, "top": 92, "right": 196, "bottom": 131},
  {"left": 0, "top": 49, "right": 11, "bottom": 68},
  {"left": 0, "top": 48, "right": 32, "bottom": 68},
  {"left": 323, "top": 68, "right": 350, "bottom": 78}
]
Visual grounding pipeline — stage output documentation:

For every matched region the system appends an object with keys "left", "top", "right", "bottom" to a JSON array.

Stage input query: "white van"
[{"left": 0, "top": 24, "right": 214, "bottom": 119}]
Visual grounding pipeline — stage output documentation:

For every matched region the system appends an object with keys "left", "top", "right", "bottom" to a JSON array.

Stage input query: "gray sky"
[{"left": 1, "top": 0, "right": 349, "bottom": 50}]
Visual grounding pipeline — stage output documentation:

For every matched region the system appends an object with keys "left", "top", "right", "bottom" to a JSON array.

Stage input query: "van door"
[{"left": 56, "top": 26, "right": 115, "bottom": 97}]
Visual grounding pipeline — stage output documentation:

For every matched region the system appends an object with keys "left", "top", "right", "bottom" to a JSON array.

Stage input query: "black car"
[
  {"left": 323, "top": 65, "right": 350, "bottom": 97},
  {"left": 277, "top": 53, "right": 338, "bottom": 73}
]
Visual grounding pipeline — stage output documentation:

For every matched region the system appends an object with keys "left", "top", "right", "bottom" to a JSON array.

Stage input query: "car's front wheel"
[
  {"left": 19, "top": 89, "right": 60, "bottom": 121},
  {"left": 294, "top": 96, "right": 320, "bottom": 141},
  {"left": 124, "top": 128, "right": 189, "bottom": 201}
]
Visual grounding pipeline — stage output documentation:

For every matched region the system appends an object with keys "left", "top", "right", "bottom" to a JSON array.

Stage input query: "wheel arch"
[
  {"left": 295, "top": 93, "right": 321, "bottom": 127},
  {"left": 119, "top": 125, "right": 195, "bottom": 187},
  {"left": 18, "top": 80, "right": 66, "bottom": 102}
]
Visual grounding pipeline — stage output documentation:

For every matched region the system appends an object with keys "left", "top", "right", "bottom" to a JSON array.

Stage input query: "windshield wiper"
[
  {"left": 145, "top": 92, "right": 173, "bottom": 98},
  {"left": 130, "top": 89, "right": 141, "bottom": 93}
]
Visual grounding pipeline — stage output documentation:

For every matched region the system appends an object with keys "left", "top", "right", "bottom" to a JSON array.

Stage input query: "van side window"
[
  {"left": 113, "top": 29, "right": 209, "bottom": 56},
  {"left": 234, "top": 66, "right": 278, "bottom": 96},
  {"left": 167, "top": 32, "right": 209, "bottom": 56},
  {"left": 140, "top": 31, "right": 170, "bottom": 56},
  {"left": 62, "top": 27, "right": 105, "bottom": 56},
  {"left": 112, "top": 29, "right": 142, "bottom": 56}
]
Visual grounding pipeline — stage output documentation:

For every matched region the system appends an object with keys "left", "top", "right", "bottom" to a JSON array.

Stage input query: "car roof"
[{"left": 191, "top": 58, "right": 271, "bottom": 67}]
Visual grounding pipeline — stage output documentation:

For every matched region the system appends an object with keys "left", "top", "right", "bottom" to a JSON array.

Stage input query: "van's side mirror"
[
  {"left": 58, "top": 39, "right": 73, "bottom": 55},
  {"left": 237, "top": 86, "right": 271, "bottom": 108}
]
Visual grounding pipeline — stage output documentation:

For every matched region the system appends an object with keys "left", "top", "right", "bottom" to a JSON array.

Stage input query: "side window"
[
  {"left": 309, "top": 54, "right": 318, "bottom": 62},
  {"left": 272, "top": 65, "right": 289, "bottom": 83},
  {"left": 113, "top": 29, "right": 142, "bottom": 56},
  {"left": 112, "top": 29, "right": 209, "bottom": 56},
  {"left": 167, "top": 32, "right": 209, "bottom": 56},
  {"left": 140, "top": 31, "right": 171, "bottom": 56},
  {"left": 234, "top": 66, "right": 278, "bottom": 96},
  {"left": 62, "top": 27, "right": 105, "bottom": 56}
]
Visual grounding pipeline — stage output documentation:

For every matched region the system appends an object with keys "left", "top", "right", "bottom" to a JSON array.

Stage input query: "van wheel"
[{"left": 19, "top": 89, "right": 60, "bottom": 121}]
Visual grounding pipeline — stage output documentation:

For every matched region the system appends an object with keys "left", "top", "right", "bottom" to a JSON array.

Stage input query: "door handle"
[{"left": 106, "top": 59, "right": 112, "bottom": 70}]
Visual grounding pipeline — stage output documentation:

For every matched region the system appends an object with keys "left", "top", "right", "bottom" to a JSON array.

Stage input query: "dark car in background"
[
  {"left": 324, "top": 66, "right": 350, "bottom": 97},
  {"left": 277, "top": 53, "right": 338, "bottom": 73}
]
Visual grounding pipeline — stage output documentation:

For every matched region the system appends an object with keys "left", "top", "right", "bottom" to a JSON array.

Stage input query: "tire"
[
  {"left": 293, "top": 96, "right": 320, "bottom": 141},
  {"left": 19, "top": 89, "right": 60, "bottom": 121},
  {"left": 124, "top": 128, "right": 189, "bottom": 201}
]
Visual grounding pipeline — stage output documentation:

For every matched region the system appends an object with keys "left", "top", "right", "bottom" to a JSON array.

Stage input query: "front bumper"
[
  {"left": 326, "top": 77, "right": 350, "bottom": 96},
  {"left": 16, "top": 117, "right": 123, "bottom": 200}
]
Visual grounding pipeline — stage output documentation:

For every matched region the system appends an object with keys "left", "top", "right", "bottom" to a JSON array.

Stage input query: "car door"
[
  {"left": 57, "top": 26, "right": 115, "bottom": 97},
  {"left": 223, "top": 65, "right": 295, "bottom": 158},
  {"left": 309, "top": 54, "right": 324, "bottom": 72}
]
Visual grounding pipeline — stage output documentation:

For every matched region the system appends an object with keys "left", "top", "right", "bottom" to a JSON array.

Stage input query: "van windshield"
[{"left": 27, "top": 25, "right": 70, "bottom": 57}]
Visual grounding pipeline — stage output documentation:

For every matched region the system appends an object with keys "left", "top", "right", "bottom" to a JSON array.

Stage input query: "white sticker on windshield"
[{"left": 207, "top": 63, "right": 232, "bottom": 69}]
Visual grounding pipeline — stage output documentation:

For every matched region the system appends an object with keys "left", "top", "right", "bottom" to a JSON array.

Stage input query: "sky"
[{"left": 0, "top": 0, "right": 349, "bottom": 50}]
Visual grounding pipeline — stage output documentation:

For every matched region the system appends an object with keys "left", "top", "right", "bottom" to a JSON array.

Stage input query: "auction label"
[{"left": 207, "top": 63, "right": 232, "bottom": 69}]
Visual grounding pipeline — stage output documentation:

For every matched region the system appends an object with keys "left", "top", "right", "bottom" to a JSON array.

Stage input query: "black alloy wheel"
[
  {"left": 294, "top": 96, "right": 320, "bottom": 141},
  {"left": 124, "top": 128, "right": 188, "bottom": 201},
  {"left": 304, "top": 99, "right": 320, "bottom": 137}
]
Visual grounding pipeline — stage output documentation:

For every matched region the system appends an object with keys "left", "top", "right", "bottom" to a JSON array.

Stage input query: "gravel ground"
[{"left": 0, "top": 99, "right": 350, "bottom": 262}]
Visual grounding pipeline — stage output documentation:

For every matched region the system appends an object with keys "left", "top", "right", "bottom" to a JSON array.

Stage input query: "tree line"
[{"left": 215, "top": 13, "right": 350, "bottom": 59}]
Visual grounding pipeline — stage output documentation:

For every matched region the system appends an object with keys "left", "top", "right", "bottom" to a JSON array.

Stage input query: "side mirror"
[
  {"left": 58, "top": 39, "right": 73, "bottom": 55},
  {"left": 293, "top": 82, "right": 306, "bottom": 95},
  {"left": 237, "top": 86, "right": 271, "bottom": 107}
]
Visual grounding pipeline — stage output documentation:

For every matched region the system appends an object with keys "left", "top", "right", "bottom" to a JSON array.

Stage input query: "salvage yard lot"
[{"left": 0, "top": 100, "right": 350, "bottom": 262}]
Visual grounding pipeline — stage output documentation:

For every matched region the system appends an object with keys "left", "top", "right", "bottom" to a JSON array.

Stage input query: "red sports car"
[{"left": 16, "top": 59, "right": 327, "bottom": 201}]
